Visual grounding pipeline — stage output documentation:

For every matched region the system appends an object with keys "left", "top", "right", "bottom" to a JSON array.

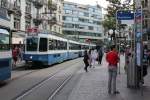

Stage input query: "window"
[
  {"left": 25, "top": 2, "right": 31, "bottom": 13},
  {"left": 88, "top": 26, "right": 93, "bottom": 30},
  {"left": 49, "top": 39, "right": 56, "bottom": 50},
  {"left": 65, "top": 17, "right": 72, "bottom": 21},
  {"left": 78, "top": 12, "right": 84, "bottom": 16},
  {"left": 64, "top": 4, "right": 75, "bottom": 8},
  {"left": 25, "top": 20, "right": 31, "bottom": 30},
  {"left": 26, "top": 38, "right": 38, "bottom": 51},
  {"left": 78, "top": 25, "right": 86, "bottom": 29},
  {"left": 49, "top": 39, "right": 67, "bottom": 50},
  {"left": 59, "top": 27, "right": 61, "bottom": 33},
  {"left": 0, "top": 30, "right": 10, "bottom": 51},
  {"left": 54, "top": 26, "right": 56, "bottom": 32},
  {"left": 59, "top": 15, "right": 61, "bottom": 21},
  {"left": 39, "top": 38, "right": 47, "bottom": 52},
  {"left": 0, "top": 0, "right": 7, "bottom": 8},
  {"left": 65, "top": 9, "right": 72, "bottom": 14},
  {"left": 69, "top": 43, "right": 80, "bottom": 50},
  {"left": 73, "top": 17, "right": 78, "bottom": 22},
  {"left": 14, "top": 17, "right": 20, "bottom": 29},
  {"left": 84, "top": 12, "right": 89, "bottom": 17},
  {"left": 64, "top": 23, "right": 74, "bottom": 28},
  {"left": 73, "top": 10, "right": 78, "bottom": 15}
]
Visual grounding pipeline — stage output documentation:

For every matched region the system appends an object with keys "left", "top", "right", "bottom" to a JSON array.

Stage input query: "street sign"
[{"left": 117, "top": 11, "right": 134, "bottom": 20}]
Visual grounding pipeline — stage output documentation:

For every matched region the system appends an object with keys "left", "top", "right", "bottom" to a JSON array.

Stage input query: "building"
[
  {"left": 142, "top": 0, "right": 150, "bottom": 48},
  {"left": 62, "top": 1, "right": 104, "bottom": 43},
  {"left": 0, "top": 0, "right": 63, "bottom": 44}
]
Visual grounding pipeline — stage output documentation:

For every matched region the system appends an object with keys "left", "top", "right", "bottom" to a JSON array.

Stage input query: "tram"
[
  {"left": 23, "top": 30, "right": 95, "bottom": 66},
  {"left": 0, "top": 28, "right": 11, "bottom": 81}
]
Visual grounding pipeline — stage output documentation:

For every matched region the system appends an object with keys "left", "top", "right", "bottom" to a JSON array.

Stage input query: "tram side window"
[
  {"left": 39, "top": 38, "right": 47, "bottom": 52},
  {"left": 49, "top": 39, "right": 57, "bottom": 50},
  {"left": 57, "top": 41, "right": 67, "bottom": 50},
  {"left": 69, "top": 43, "right": 80, "bottom": 50}
]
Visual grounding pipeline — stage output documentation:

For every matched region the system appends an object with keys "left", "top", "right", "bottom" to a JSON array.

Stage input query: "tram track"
[
  {"left": 47, "top": 67, "right": 80, "bottom": 100},
  {"left": 12, "top": 60, "right": 82, "bottom": 100},
  {"left": 11, "top": 59, "right": 80, "bottom": 82}
]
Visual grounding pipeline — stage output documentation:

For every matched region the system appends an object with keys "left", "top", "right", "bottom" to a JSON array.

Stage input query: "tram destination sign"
[{"left": 27, "top": 28, "right": 39, "bottom": 36}]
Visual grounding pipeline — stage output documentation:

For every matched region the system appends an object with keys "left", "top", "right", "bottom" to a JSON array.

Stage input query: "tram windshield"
[
  {"left": 0, "top": 31, "right": 10, "bottom": 51},
  {"left": 26, "top": 38, "right": 38, "bottom": 51}
]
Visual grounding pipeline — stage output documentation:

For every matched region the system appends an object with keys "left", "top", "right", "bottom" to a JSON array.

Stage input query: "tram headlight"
[{"left": 30, "top": 56, "right": 33, "bottom": 59}]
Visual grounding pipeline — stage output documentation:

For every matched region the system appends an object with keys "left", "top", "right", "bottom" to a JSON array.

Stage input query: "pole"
[
  {"left": 140, "top": 5, "right": 143, "bottom": 96},
  {"left": 116, "top": 10, "right": 121, "bottom": 74}
]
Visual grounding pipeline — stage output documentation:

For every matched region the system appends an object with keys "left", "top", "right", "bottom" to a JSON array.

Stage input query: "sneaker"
[{"left": 113, "top": 91, "right": 120, "bottom": 94}]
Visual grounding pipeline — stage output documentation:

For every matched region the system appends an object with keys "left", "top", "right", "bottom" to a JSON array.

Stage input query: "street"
[{"left": 0, "top": 55, "right": 150, "bottom": 100}]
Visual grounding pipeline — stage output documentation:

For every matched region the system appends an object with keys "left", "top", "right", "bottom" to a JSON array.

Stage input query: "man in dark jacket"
[{"left": 83, "top": 50, "right": 89, "bottom": 72}]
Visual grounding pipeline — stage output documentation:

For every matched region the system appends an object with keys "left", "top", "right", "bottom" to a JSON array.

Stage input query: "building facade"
[
  {"left": 62, "top": 1, "right": 104, "bottom": 43},
  {"left": 142, "top": 0, "right": 150, "bottom": 48},
  {"left": 0, "top": 0, "right": 63, "bottom": 44}
]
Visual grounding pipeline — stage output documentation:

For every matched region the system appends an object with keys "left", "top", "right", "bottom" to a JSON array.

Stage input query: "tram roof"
[{"left": 0, "top": 29, "right": 9, "bottom": 35}]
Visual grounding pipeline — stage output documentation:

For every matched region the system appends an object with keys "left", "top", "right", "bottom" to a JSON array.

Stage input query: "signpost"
[
  {"left": 135, "top": 6, "right": 143, "bottom": 95},
  {"left": 116, "top": 10, "right": 134, "bottom": 74}
]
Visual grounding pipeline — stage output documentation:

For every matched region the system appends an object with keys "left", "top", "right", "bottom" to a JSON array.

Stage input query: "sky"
[{"left": 64, "top": 0, "right": 109, "bottom": 9}]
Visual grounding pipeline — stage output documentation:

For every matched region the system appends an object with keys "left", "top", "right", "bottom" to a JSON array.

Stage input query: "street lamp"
[{"left": 109, "top": 29, "right": 118, "bottom": 45}]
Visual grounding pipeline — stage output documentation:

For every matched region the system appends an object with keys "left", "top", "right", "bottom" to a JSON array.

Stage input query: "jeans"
[{"left": 108, "top": 66, "right": 117, "bottom": 93}]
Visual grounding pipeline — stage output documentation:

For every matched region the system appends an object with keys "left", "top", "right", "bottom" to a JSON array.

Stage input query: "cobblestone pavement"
[{"left": 68, "top": 55, "right": 150, "bottom": 100}]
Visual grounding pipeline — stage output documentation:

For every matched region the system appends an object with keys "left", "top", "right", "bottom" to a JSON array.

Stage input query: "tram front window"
[
  {"left": 0, "top": 33, "right": 10, "bottom": 51},
  {"left": 26, "top": 38, "right": 38, "bottom": 51}
]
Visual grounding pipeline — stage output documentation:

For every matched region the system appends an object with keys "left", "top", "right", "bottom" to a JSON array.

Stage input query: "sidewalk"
[{"left": 68, "top": 55, "right": 150, "bottom": 100}]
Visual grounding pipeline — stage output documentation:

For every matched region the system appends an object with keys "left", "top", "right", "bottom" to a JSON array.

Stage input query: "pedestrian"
[
  {"left": 106, "top": 45, "right": 119, "bottom": 94},
  {"left": 18, "top": 46, "right": 23, "bottom": 61},
  {"left": 83, "top": 50, "right": 89, "bottom": 72},
  {"left": 98, "top": 47, "right": 103, "bottom": 65},
  {"left": 12, "top": 46, "right": 18, "bottom": 67},
  {"left": 88, "top": 49, "right": 92, "bottom": 68},
  {"left": 91, "top": 49, "right": 98, "bottom": 68}
]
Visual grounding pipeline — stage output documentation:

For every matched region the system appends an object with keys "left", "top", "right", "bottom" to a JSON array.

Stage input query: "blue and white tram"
[
  {"left": 24, "top": 31, "right": 96, "bottom": 66},
  {"left": 0, "top": 28, "right": 11, "bottom": 81},
  {"left": 23, "top": 32, "right": 68, "bottom": 65},
  {"left": 68, "top": 40, "right": 81, "bottom": 59}
]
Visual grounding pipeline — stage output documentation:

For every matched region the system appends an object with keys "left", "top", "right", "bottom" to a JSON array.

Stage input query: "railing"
[
  {"left": 32, "top": 0, "right": 44, "bottom": 9},
  {"left": 48, "top": 3, "right": 57, "bottom": 11},
  {"left": 33, "top": 15, "right": 43, "bottom": 26}
]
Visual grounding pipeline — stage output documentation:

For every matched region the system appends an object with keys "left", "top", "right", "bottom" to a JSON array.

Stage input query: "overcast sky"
[{"left": 64, "top": 0, "right": 109, "bottom": 8}]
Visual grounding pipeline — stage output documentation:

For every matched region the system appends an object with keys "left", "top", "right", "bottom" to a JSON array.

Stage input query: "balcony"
[
  {"left": 48, "top": 0, "right": 57, "bottom": 11},
  {"left": 48, "top": 17, "right": 57, "bottom": 25},
  {"left": 33, "top": 15, "right": 43, "bottom": 26},
  {"left": 25, "top": 7, "right": 32, "bottom": 19},
  {"left": 7, "top": 2, "right": 21, "bottom": 16},
  {"left": 32, "top": 0, "right": 44, "bottom": 9}
]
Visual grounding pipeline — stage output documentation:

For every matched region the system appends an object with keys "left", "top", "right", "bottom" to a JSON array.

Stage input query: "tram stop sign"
[{"left": 117, "top": 11, "right": 134, "bottom": 20}]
